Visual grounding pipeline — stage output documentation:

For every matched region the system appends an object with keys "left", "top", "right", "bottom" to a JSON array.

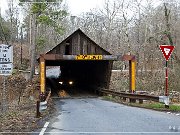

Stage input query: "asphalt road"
[{"left": 42, "top": 98, "right": 180, "bottom": 135}]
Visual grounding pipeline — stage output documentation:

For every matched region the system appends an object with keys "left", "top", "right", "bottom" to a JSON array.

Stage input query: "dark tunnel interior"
[{"left": 45, "top": 60, "right": 112, "bottom": 97}]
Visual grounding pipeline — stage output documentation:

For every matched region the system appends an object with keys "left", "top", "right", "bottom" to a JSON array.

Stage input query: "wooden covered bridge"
[{"left": 39, "top": 29, "right": 136, "bottom": 96}]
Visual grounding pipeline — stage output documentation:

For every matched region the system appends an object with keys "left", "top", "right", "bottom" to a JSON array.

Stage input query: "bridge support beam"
[
  {"left": 122, "top": 55, "right": 136, "bottom": 93},
  {"left": 129, "top": 60, "right": 136, "bottom": 93},
  {"left": 40, "top": 55, "right": 46, "bottom": 101}
]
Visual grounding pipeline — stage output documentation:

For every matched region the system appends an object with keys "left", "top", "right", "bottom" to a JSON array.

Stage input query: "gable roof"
[{"left": 46, "top": 28, "right": 111, "bottom": 55}]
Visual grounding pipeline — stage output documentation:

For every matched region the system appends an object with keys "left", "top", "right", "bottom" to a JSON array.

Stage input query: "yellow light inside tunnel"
[
  {"left": 69, "top": 81, "right": 73, "bottom": 85},
  {"left": 59, "top": 81, "right": 63, "bottom": 84}
]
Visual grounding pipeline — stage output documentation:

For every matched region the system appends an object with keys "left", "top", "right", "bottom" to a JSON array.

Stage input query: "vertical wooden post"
[
  {"left": 129, "top": 60, "right": 136, "bottom": 93},
  {"left": 123, "top": 97, "right": 126, "bottom": 102},
  {"left": 129, "top": 60, "right": 132, "bottom": 93},
  {"left": 129, "top": 59, "right": 136, "bottom": 103},
  {"left": 131, "top": 60, "right": 136, "bottom": 93},
  {"left": 36, "top": 100, "right": 41, "bottom": 118},
  {"left": 139, "top": 99, "right": 143, "bottom": 104},
  {"left": 40, "top": 56, "right": 46, "bottom": 101}
]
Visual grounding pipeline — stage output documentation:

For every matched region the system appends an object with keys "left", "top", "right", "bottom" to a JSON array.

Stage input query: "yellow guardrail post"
[
  {"left": 131, "top": 60, "right": 136, "bottom": 93},
  {"left": 129, "top": 59, "right": 136, "bottom": 103},
  {"left": 40, "top": 56, "right": 46, "bottom": 101}
]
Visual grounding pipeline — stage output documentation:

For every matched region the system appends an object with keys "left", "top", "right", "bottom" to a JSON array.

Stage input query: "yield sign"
[{"left": 159, "top": 45, "right": 174, "bottom": 61}]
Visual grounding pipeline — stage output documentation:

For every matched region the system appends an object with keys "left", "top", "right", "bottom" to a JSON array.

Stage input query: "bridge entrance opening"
[{"left": 45, "top": 59, "right": 112, "bottom": 97}]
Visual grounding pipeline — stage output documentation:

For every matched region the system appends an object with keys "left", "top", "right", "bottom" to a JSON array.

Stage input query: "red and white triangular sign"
[{"left": 159, "top": 45, "right": 175, "bottom": 61}]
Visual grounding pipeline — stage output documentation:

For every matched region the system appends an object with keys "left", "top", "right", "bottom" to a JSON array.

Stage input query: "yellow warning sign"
[{"left": 76, "top": 55, "right": 103, "bottom": 60}]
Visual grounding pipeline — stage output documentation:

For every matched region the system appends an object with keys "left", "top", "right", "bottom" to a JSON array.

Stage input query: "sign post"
[
  {"left": 165, "top": 61, "right": 168, "bottom": 96},
  {"left": 159, "top": 45, "right": 174, "bottom": 108},
  {"left": 2, "top": 76, "right": 6, "bottom": 112},
  {"left": 0, "top": 44, "right": 13, "bottom": 112}
]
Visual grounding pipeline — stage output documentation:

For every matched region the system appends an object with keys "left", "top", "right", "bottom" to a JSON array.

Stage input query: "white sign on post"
[{"left": 0, "top": 44, "right": 13, "bottom": 76}]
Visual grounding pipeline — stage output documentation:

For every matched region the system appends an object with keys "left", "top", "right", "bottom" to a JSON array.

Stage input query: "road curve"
[{"left": 43, "top": 98, "right": 180, "bottom": 135}]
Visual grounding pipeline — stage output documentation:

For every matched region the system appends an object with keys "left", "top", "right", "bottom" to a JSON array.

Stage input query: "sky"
[
  {"left": 0, "top": 0, "right": 166, "bottom": 18},
  {"left": 0, "top": 0, "right": 104, "bottom": 16},
  {"left": 65, "top": 0, "right": 104, "bottom": 15},
  {"left": 0, "top": 0, "right": 9, "bottom": 16}
]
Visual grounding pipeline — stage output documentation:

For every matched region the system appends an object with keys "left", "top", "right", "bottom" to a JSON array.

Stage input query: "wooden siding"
[{"left": 47, "top": 29, "right": 111, "bottom": 55}]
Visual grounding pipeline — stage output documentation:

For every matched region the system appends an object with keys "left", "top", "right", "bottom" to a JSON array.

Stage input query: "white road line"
[{"left": 39, "top": 122, "right": 50, "bottom": 135}]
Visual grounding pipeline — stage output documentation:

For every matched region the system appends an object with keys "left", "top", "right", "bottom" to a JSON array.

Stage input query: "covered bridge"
[{"left": 39, "top": 29, "right": 135, "bottom": 96}]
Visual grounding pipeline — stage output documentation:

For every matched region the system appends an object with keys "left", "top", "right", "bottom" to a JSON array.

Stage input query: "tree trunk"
[
  {"left": 29, "top": 14, "right": 37, "bottom": 81},
  {"left": 164, "top": 3, "right": 180, "bottom": 64}
]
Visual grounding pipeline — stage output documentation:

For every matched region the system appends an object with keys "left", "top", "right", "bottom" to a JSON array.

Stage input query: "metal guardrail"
[{"left": 98, "top": 88, "right": 159, "bottom": 102}]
